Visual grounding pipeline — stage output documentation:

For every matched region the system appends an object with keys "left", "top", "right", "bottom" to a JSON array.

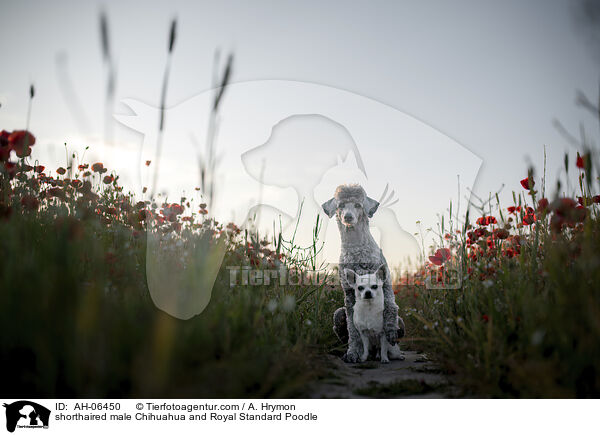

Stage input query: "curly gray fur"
[{"left": 323, "top": 184, "right": 405, "bottom": 363}]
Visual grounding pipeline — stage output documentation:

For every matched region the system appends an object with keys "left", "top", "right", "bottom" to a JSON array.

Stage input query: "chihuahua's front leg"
[
  {"left": 359, "top": 332, "right": 370, "bottom": 362},
  {"left": 379, "top": 333, "right": 390, "bottom": 363}
]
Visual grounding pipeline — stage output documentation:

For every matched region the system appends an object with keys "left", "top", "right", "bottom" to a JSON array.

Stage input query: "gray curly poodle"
[{"left": 322, "top": 184, "right": 405, "bottom": 363}]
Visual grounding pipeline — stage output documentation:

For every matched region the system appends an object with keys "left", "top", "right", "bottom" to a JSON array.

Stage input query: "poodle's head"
[
  {"left": 343, "top": 266, "right": 386, "bottom": 302},
  {"left": 321, "top": 184, "right": 379, "bottom": 227}
]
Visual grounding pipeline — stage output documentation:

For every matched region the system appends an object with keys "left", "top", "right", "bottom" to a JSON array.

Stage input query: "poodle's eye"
[
  {"left": 355, "top": 203, "right": 362, "bottom": 208},
  {"left": 370, "top": 285, "right": 378, "bottom": 290},
  {"left": 357, "top": 286, "right": 364, "bottom": 291},
  {"left": 338, "top": 203, "right": 345, "bottom": 209}
]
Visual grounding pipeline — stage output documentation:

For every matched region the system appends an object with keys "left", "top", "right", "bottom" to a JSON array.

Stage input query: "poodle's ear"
[
  {"left": 321, "top": 197, "right": 337, "bottom": 218},
  {"left": 364, "top": 196, "right": 380, "bottom": 218},
  {"left": 343, "top": 268, "right": 357, "bottom": 286},
  {"left": 375, "top": 264, "right": 387, "bottom": 282}
]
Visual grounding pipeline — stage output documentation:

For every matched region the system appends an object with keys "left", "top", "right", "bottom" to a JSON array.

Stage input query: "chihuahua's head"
[{"left": 343, "top": 265, "right": 386, "bottom": 301}]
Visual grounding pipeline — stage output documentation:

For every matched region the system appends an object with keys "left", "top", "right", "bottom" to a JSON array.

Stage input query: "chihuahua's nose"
[{"left": 363, "top": 291, "right": 372, "bottom": 299}]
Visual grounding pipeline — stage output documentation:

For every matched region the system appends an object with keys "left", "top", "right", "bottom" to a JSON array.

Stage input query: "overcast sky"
[{"left": 1, "top": 0, "right": 599, "bottom": 264}]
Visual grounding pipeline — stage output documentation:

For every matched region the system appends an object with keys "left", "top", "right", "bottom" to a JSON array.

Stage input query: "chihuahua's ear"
[
  {"left": 364, "top": 196, "right": 379, "bottom": 218},
  {"left": 375, "top": 264, "right": 387, "bottom": 282},
  {"left": 343, "top": 268, "right": 357, "bottom": 286},
  {"left": 321, "top": 197, "right": 337, "bottom": 218}
]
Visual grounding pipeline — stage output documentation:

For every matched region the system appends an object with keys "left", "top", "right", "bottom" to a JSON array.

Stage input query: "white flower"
[
  {"left": 267, "top": 299, "right": 278, "bottom": 313},
  {"left": 281, "top": 295, "right": 296, "bottom": 312},
  {"left": 531, "top": 329, "right": 545, "bottom": 346}
]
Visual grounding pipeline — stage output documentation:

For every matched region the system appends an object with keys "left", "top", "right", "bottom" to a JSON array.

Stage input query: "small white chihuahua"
[{"left": 343, "top": 266, "right": 405, "bottom": 363}]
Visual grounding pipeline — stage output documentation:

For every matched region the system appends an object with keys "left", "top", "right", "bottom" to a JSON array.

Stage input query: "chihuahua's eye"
[
  {"left": 370, "top": 285, "right": 378, "bottom": 290},
  {"left": 357, "top": 286, "right": 364, "bottom": 291},
  {"left": 355, "top": 203, "right": 362, "bottom": 208}
]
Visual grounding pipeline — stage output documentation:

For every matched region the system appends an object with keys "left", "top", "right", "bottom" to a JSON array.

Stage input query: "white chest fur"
[{"left": 353, "top": 298, "right": 384, "bottom": 334}]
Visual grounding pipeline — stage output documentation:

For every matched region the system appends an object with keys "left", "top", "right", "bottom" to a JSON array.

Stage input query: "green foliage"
[{"left": 0, "top": 158, "right": 343, "bottom": 398}]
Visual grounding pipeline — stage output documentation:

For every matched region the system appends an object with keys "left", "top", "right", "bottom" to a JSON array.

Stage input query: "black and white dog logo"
[{"left": 3, "top": 401, "right": 50, "bottom": 433}]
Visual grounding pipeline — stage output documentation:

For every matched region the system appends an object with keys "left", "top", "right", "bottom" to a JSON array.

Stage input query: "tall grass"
[
  {"left": 399, "top": 102, "right": 600, "bottom": 397},
  {"left": 0, "top": 157, "right": 342, "bottom": 397}
]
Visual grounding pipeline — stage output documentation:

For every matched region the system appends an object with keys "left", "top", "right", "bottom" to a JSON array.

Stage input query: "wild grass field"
[
  {"left": 2, "top": 120, "right": 599, "bottom": 398},
  {"left": 399, "top": 151, "right": 600, "bottom": 397},
  {"left": 0, "top": 138, "right": 346, "bottom": 397},
  {"left": 1, "top": 16, "right": 599, "bottom": 397}
]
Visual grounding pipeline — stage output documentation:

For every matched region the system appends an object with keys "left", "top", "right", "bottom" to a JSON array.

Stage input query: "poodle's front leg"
[
  {"left": 342, "top": 287, "right": 362, "bottom": 363},
  {"left": 383, "top": 283, "right": 400, "bottom": 345}
]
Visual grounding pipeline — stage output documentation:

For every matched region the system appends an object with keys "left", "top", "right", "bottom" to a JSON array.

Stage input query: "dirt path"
[{"left": 309, "top": 349, "right": 455, "bottom": 398}]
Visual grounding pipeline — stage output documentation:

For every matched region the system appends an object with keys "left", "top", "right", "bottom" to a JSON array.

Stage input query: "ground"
[{"left": 308, "top": 349, "right": 456, "bottom": 399}]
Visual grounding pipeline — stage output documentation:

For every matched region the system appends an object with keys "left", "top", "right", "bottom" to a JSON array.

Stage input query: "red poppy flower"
[
  {"left": 71, "top": 179, "right": 82, "bottom": 188},
  {"left": 145, "top": 160, "right": 151, "bottom": 166},
  {"left": 8, "top": 130, "right": 35, "bottom": 158},
  {"left": 537, "top": 198, "right": 549, "bottom": 212},
  {"left": 199, "top": 203, "right": 207, "bottom": 209},
  {"left": 482, "top": 314, "right": 489, "bottom": 323},
  {"left": 576, "top": 152, "right": 585, "bottom": 169},
  {"left": 522, "top": 213, "right": 536, "bottom": 225},
  {"left": 520, "top": 177, "right": 534, "bottom": 190},
  {"left": 0, "top": 130, "right": 9, "bottom": 147},
  {"left": 493, "top": 228, "right": 509, "bottom": 239},
  {"left": 34, "top": 165, "right": 45, "bottom": 173},
  {"left": 199, "top": 209, "right": 208, "bottom": 215},
  {"left": 20, "top": 194, "right": 39, "bottom": 211},
  {"left": 103, "top": 175, "right": 114, "bottom": 184},
  {"left": 507, "top": 206, "right": 521, "bottom": 214},
  {"left": 0, "top": 130, "right": 11, "bottom": 161},
  {"left": 594, "top": 195, "right": 600, "bottom": 204},
  {"left": 78, "top": 164, "right": 88, "bottom": 171},
  {"left": 91, "top": 162, "right": 106, "bottom": 173},
  {"left": 429, "top": 248, "right": 451, "bottom": 266},
  {"left": 3, "top": 162, "right": 17, "bottom": 179},
  {"left": 56, "top": 167, "right": 66, "bottom": 175}
]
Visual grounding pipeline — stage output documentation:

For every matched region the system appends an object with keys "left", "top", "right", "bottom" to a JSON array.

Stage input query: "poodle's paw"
[
  {"left": 380, "top": 357, "right": 390, "bottom": 364},
  {"left": 342, "top": 349, "right": 361, "bottom": 363},
  {"left": 397, "top": 318, "right": 406, "bottom": 339},
  {"left": 360, "top": 353, "right": 369, "bottom": 362},
  {"left": 388, "top": 344, "right": 405, "bottom": 360},
  {"left": 385, "top": 328, "right": 398, "bottom": 345}
]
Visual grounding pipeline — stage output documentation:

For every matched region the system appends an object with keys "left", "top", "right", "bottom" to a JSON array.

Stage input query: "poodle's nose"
[
  {"left": 343, "top": 213, "right": 353, "bottom": 222},
  {"left": 363, "top": 291, "right": 372, "bottom": 299}
]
